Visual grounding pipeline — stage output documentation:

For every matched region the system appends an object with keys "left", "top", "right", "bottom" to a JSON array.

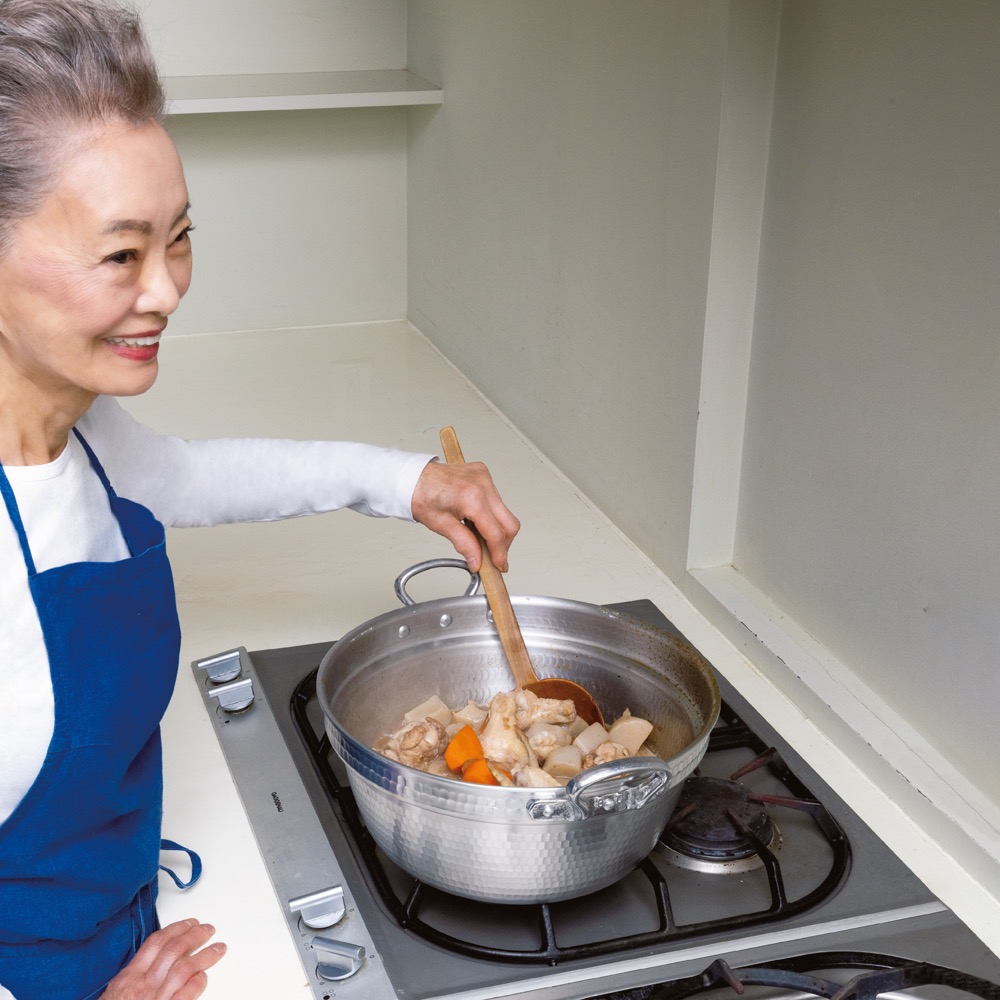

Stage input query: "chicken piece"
[
  {"left": 524, "top": 721, "right": 572, "bottom": 761},
  {"left": 582, "top": 741, "right": 631, "bottom": 769},
  {"left": 383, "top": 718, "right": 448, "bottom": 770},
  {"left": 514, "top": 688, "right": 576, "bottom": 729},
  {"left": 513, "top": 765, "right": 562, "bottom": 788},
  {"left": 480, "top": 691, "right": 532, "bottom": 772}
]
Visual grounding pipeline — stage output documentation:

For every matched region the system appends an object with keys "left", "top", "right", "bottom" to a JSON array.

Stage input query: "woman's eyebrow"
[
  {"left": 102, "top": 218, "right": 152, "bottom": 236},
  {"left": 101, "top": 204, "right": 192, "bottom": 237}
]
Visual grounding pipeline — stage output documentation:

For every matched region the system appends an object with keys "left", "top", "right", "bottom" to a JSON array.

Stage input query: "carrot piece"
[
  {"left": 445, "top": 724, "right": 483, "bottom": 772},
  {"left": 461, "top": 757, "right": 498, "bottom": 785}
]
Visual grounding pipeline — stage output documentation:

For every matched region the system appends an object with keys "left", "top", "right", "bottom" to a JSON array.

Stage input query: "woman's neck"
[{"left": 0, "top": 382, "right": 96, "bottom": 466}]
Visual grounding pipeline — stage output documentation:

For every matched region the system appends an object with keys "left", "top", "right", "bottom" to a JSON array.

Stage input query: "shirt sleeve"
[{"left": 76, "top": 396, "right": 436, "bottom": 528}]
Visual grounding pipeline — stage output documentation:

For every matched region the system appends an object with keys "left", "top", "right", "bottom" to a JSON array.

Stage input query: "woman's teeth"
[{"left": 108, "top": 334, "right": 161, "bottom": 347}]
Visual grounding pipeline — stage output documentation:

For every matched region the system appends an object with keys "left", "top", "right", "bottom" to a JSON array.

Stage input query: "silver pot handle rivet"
[{"left": 527, "top": 798, "right": 582, "bottom": 821}]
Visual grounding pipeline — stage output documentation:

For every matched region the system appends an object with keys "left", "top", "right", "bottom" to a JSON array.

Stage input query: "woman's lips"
[{"left": 105, "top": 332, "right": 162, "bottom": 362}]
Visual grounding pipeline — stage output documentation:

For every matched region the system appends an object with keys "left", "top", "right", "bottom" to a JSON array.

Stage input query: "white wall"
[
  {"left": 163, "top": 109, "right": 408, "bottom": 335},
  {"left": 407, "top": 0, "right": 730, "bottom": 581},
  {"left": 140, "top": 0, "right": 406, "bottom": 76},
  {"left": 736, "top": 0, "right": 1000, "bottom": 799},
  {"left": 140, "top": 0, "right": 411, "bottom": 335}
]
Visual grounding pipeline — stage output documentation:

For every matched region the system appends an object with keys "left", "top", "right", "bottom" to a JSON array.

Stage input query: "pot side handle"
[
  {"left": 527, "top": 758, "right": 673, "bottom": 821},
  {"left": 394, "top": 559, "right": 482, "bottom": 606}
]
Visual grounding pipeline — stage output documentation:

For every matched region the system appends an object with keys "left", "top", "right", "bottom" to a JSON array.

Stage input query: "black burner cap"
[{"left": 660, "top": 776, "right": 774, "bottom": 861}]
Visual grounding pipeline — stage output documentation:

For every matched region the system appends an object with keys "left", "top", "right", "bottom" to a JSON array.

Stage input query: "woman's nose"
[{"left": 135, "top": 254, "right": 186, "bottom": 317}]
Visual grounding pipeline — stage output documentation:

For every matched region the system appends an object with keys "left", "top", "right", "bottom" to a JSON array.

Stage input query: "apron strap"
[
  {"left": 158, "top": 839, "right": 203, "bottom": 890},
  {"left": 0, "top": 460, "right": 36, "bottom": 576},
  {"left": 73, "top": 428, "right": 118, "bottom": 498}
]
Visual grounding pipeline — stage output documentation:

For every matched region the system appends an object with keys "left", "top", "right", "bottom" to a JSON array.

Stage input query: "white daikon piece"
[
  {"left": 403, "top": 695, "right": 452, "bottom": 727},
  {"left": 543, "top": 744, "right": 583, "bottom": 778},
  {"left": 451, "top": 700, "right": 488, "bottom": 732},
  {"left": 573, "top": 721, "right": 611, "bottom": 754},
  {"left": 608, "top": 715, "right": 654, "bottom": 755}
]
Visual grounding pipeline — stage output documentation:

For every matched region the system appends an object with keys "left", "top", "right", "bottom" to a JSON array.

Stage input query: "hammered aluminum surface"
[
  {"left": 347, "top": 766, "right": 682, "bottom": 902},
  {"left": 317, "top": 593, "right": 721, "bottom": 904}
]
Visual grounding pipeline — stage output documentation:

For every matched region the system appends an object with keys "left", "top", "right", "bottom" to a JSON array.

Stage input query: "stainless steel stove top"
[{"left": 192, "top": 600, "right": 1000, "bottom": 999}]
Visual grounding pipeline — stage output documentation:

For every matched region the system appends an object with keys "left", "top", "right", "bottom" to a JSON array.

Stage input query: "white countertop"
[{"left": 124, "top": 321, "right": 1000, "bottom": 996}]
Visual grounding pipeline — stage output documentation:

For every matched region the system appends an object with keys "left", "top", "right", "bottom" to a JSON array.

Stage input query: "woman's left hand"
[
  {"left": 411, "top": 460, "right": 520, "bottom": 573},
  {"left": 99, "top": 919, "right": 226, "bottom": 1000}
]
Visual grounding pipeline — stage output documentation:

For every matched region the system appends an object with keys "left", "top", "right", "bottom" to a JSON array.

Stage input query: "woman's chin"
[{"left": 95, "top": 360, "right": 160, "bottom": 398}]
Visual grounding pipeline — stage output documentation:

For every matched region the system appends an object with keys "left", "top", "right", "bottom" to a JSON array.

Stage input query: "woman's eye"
[
  {"left": 174, "top": 224, "right": 195, "bottom": 244},
  {"left": 105, "top": 249, "right": 137, "bottom": 265}
]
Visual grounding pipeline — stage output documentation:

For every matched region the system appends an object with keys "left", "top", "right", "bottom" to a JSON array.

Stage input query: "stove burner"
[
  {"left": 639, "top": 953, "right": 1000, "bottom": 1000},
  {"left": 660, "top": 776, "right": 779, "bottom": 873}
]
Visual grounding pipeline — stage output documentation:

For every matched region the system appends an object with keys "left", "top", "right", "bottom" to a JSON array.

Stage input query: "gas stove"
[{"left": 192, "top": 600, "right": 1000, "bottom": 999}]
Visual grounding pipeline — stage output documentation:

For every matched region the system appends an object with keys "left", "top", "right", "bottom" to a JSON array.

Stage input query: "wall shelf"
[{"left": 164, "top": 70, "right": 442, "bottom": 115}]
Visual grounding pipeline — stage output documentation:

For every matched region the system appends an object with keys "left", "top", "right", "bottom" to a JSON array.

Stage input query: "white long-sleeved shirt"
[{"left": 0, "top": 394, "right": 434, "bottom": 826}]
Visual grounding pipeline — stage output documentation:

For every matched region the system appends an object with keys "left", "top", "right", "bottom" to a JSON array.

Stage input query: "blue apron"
[{"left": 0, "top": 431, "right": 184, "bottom": 1000}]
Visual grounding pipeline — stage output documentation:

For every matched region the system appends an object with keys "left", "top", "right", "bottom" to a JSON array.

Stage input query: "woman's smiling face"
[{"left": 0, "top": 120, "right": 192, "bottom": 408}]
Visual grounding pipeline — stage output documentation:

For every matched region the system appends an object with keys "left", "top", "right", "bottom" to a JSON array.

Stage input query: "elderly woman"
[{"left": 0, "top": 1, "right": 519, "bottom": 998}]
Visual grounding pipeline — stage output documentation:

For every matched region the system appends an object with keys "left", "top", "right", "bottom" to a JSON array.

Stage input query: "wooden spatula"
[{"left": 439, "top": 426, "right": 603, "bottom": 727}]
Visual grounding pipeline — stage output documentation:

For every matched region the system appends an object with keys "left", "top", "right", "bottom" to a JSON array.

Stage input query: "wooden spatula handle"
[
  {"left": 439, "top": 426, "right": 539, "bottom": 688},
  {"left": 438, "top": 424, "right": 469, "bottom": 467}
]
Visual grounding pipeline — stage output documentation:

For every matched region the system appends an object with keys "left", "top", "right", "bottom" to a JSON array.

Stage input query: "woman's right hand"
[
  {"left": 411, "top": 459, "right": 520, "bottom": 573},
  {"left": 100, "top": 919, "right": 226, "bottom": 1000}
]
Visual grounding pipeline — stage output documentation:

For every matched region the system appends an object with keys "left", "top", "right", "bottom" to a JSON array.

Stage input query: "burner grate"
[
  {"left": 290, "top": 670, "right": 851, "bottom": 966},
  {"left": 629, "top": 952, "right": 1000, "bottom": 1000}
]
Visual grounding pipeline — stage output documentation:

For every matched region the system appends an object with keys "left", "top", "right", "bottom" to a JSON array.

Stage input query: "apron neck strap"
[
  {"left": 73, "top": 428, "right": 117, "bottom": 498},
  {"left": 0, "top": 459, "right": 35, "bottom": 576}
]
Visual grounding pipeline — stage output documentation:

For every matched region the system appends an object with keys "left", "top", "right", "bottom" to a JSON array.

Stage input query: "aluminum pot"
[{"left": 317, "top": 560, "right": 720, "bottom": 904}]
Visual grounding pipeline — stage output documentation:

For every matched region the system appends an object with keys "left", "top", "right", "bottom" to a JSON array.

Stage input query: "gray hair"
[{"left": 0, "top": 0, "right": 164, "bottom": 252}]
